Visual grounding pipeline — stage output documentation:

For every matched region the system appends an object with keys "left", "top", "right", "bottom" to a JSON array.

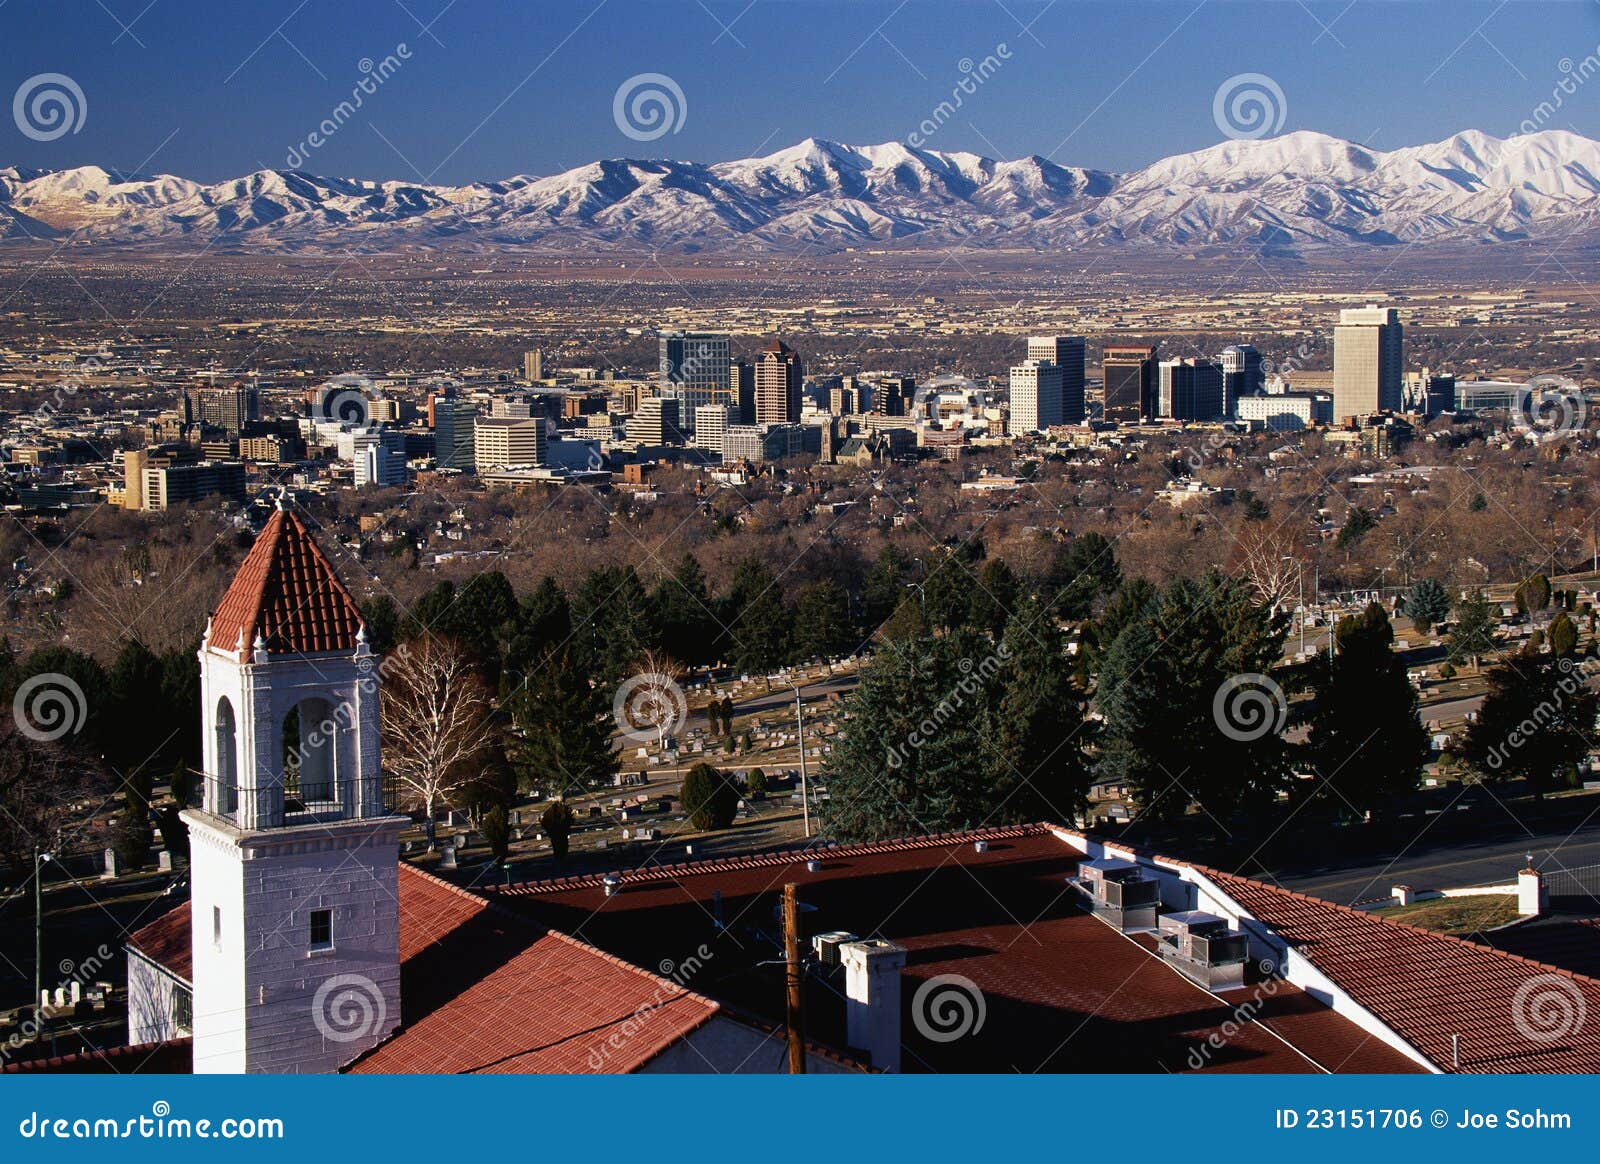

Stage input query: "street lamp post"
[
  {"left": 33, "top": 850, "right": 51, "bottom": 1027},
  {"left": 784, "top": 679, "right": 812, "bottom": 838}
]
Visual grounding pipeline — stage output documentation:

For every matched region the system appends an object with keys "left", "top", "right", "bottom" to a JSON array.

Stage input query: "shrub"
[
  {"left": 481, "top": 805, "right": 511, "bottom": 863},
  {"left": 540, "top": 800, "right": 575, "bottom": 861},
  {"left": 746, "top": 767, "right": 767, "bottom": 799},
  {"left": 682, "top": 763, "right": 739, "bottom": 831}
]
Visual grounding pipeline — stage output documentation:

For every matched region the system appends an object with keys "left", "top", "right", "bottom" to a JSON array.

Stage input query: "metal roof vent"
[
  {"left": 602, "top": 873, "right": 621, "bottom": 898},
  {"left": 973, "top": 840, "right": 989, "bottom": 854}
]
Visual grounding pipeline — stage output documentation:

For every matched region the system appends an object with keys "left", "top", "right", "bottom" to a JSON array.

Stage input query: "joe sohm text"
[{"left": 1274, "top": 1108, "right": 1573, "bottom": 1131}]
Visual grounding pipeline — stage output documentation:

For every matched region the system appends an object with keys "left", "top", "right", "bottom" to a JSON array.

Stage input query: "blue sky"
[{"left": 5, "top": 1, "right": 1600, "bottom": 181}]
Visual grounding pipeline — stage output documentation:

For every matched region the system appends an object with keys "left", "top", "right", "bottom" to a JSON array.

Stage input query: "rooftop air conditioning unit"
[
  {"left": 1073, "top": 858, "right": 1161, "bottom": 932},
  {"left": 812, "top": 931, "right": 859, "bottom": 967},
  {"left": 1156, "top": 910, "right": 1251, "bottom": 990}
]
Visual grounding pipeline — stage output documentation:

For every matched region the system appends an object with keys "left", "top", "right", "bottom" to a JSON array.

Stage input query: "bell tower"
[{"left": 184, "top": 501, "right": 405, "bottom": 1073}]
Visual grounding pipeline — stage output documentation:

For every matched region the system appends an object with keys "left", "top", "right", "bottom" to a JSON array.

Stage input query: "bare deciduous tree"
[
  {"left": 1231, "top": 522, "right": 1305, "bottom": 613},
  {"left": 379, "top": 637, "right": 496, "bottom": 825}
]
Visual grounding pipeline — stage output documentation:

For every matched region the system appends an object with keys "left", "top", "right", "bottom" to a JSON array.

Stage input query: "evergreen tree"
[
  {"left": 794, "top": 579, "right": 854, "bottom": 663},
  {"left": 507, "top": 651, "right": 618, "bottom": 797},
  {"left": 820, "top": 628, "right": 1002, "bottom": 840},
  {"left": 1307, "top": 603, "right": 1428, "bottom": 816},
  {"left": 652, "top": 553, "right": 718, "bottom": 670},
  {"left": 1463, "top": 652, "right": 1597, "bottom": 800},
  {"left": 358, "top": 595, "right": 400, "bottom": 654},
  {"left": 504, "top": 576, "right": 573, "bottom": 676},
  {"left": 969, "top": 558, "right": 1021, "bottom": 637},
  {"left": 106, "top": 639, "right": 166, "bottom": 780},
  {"left": 861, "top": 545, "right": 913, "bottom": 633},
  {"left": 921, "top": 546, "right": 977, "bottom": 631},
  {"left": 1094, "top": 573, "right": 1288, "bottom": 823},
  {"left": 681, "top": 763, "right": 740, "bottom": 830},
  {"left": 723, "top": 556, "right": 793, "bottom": 678},
  {"left": 1404, "top": 578, "right": 1451, "bottom": 635},
  {"left": 540, "top": 800, "right": 575, "bottom": 861},
  {"left": 981, "top": 597, "right": 1092, "bottom": 822},
  {"left": 1046, "top": 531, "right": 1122, "bottom": 620},
  {"left": 1448, "top": 589, "right": 1499, "bottom": 669},
  {"left": 1550, "top": 611, "right": 1579, "bottom": 658},
  {"left": 571, "top": 565, "right": 654, "bottom": 686},
  {"left": 879, "top": 596, "right": 929, "bottom": 645}
]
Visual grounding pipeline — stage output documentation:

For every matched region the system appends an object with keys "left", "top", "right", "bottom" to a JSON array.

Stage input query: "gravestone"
[
  {"left": 439, "top": 844, "right": 458, "bottom": 870},
  {"left": 157, "top": 851, "right": 174, "bottom": 873},
  {"left": 102, "top": 848, "right": 119, "bottom": 880}
]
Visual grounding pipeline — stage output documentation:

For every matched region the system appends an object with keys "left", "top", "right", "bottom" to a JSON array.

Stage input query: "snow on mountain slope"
[{"left": 3, "top": 130, "right": 1599, "bottom": 252}]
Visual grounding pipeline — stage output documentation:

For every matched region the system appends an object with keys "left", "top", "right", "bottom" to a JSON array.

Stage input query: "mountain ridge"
[{"left": 4, "top": 129, "right": 1600, "bottom": 254}]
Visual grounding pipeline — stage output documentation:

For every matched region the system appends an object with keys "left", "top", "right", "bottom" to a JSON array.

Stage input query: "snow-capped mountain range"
[{"left": 5, "top": 129, "right": 1600, "bottom": 254}]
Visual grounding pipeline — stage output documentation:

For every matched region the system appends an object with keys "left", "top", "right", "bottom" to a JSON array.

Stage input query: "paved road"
[{"left": 1271, "top": 821, "right": 1600, "bottom": 906}]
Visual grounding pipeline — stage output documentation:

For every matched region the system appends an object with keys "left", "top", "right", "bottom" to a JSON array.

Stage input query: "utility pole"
[
  {"left": 783, "top": 883, "right": 805, "bottom": 1074},
  {"left": 33, "top": 850, "right": 48, "bottom": 1034}
]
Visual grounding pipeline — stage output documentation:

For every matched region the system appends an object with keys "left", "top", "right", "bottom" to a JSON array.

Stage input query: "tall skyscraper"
[
  {"left": 1333, "top": 306, "right": 1403, "bottom": 419},
  {"left": 1157, "top": 358, "right": 1226, "bottom": 422},
  {"left": 432, "top": 398, "right": 478, "bottom": 470},
  {"left": 728, "top": 359, "right": 756, "bottom": 424},
  {"left": 626, "top": 397, "right": 683, "bottom": 445},
  {"left": 1028, "top": 336, "right": 1085, "bottom": 423},
  {"left": 659, "top": 331, "right": 730, "bottom": 432},
  {"left": 1008, "top": 360, "right": 1065, "bottom": 434},
  {"left": 755, "top": 340, "right": 804, "bottom": 425},
  {"left": 1102, "top": 345, "right": 1158, "bottom": 423},
  {"left": 1218, "top": 344, "right": 1263, "bottom": 414}
]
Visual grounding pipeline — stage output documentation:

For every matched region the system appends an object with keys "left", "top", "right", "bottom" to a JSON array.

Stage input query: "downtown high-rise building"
[
  {"left": 1028, "top": 336, "right": 1086, "bottom": 425},
  {"left": 522, "top": 348, "right": 544, "bottom": 382},
  {"left": 728, "top": 359, "right": 756, "bottom": 424},
  {"left": 1218, "top": 344, "right": 1264, "bottom": 413},
  {"left": 1157, "top": 358, "right": 1226, "bottom": 422},
  {"left": 1008, "top": 360, "right": 1065, "bottom": 434},
  {"left": 1102, "top": 345, "right": 1158, "bottom": 422},
  {"left": 755, "top": 340, "right": 804, "bottom": 425},
  {"left": 432, "top": 397, "right": 478, "bottom": 470},
  {"left": 659, "top": 331, "right": 730, "bottom": 432},
  {"left": 1333, "top": 306, "right": 1403, "bottom": 419}
]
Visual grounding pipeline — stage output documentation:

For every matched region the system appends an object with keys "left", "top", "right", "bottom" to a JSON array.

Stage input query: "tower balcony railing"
[{"left": 185, "top": 770, "right": 404, "bottom": 828}]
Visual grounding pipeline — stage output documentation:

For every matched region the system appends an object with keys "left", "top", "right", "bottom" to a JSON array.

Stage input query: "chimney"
[
  {"left": 1518, "top": 866, "right": 1546, "bottom": 917},
  {"left": 839, "top": 939, "right": 907, "bottom": 1072}
]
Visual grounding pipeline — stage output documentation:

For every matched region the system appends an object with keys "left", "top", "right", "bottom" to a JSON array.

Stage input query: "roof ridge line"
[{"left": 490, "top": 822, "right": 1046, "bottom": 895}]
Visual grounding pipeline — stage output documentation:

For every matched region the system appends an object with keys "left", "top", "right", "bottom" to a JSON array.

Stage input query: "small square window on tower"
[
  {"left": 309, "top": 908, "right": 333, "bottom": 951},
  {"left": 212, "top": 906, "right": 222, "bottom": 950}
]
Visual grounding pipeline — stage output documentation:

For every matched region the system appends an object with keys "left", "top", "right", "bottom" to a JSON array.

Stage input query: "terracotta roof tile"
[
  {"left": 496, "top": 826, "right": 1420, "bottom": 1074},
  {"left": 126, "top": 904, "right": 193, "bottom": 984},
  {"left": 207, "top": 507, "right": 364, "bottom": 657},
  {"left": 1197, "top": 866, "right": 1600, "bottom": 1073},
  {"left": 3, "top": 1040, "right": 192, "bottom": 1074}
]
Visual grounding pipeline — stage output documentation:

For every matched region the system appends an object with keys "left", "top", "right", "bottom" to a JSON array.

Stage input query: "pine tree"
[
  {"left": 1308, "top": 603, "right": 1428, "bottom": 816},
  {"left": 969, "top": 558, "right": 1021, "bottom": 637},
  {"left": 681, "top": 763, "right": 740, "bottom": 830},
  {"left": 1046, "top": 531, "right": 1121, "bottom": 620},
  {"left": 723, "top": 557, "right": 793, "bottom": 679},
  {"left": 795, "top": 579, "right": 854, "bottom": 664},
  {"left": 1448, "top": 589, "right": 1499, "bottom": 669},
  {"left": 504, "top": 576, "right": 572, "bottom": 676},
  {"left": 861, "top": 545, "right": 913, "bottom": 633},
  {"left": 1464, "top": 652, "right": 1597, "bottom": 800},
  {"left": 508, "top": 651, "right": 618, "bottom": 798},
  {"left": 1094, "top": 573, "right": 1288, "bottom": 823},
  {"left": 652, "top": 553, "right": 718, "bottom": 670},
  {"left": 1404, "top": 578, "right": 1451, "bottom": 635}
]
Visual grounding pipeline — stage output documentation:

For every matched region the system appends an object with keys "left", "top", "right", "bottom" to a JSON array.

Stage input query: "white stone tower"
[{"left": 183, "top": 502, "right": 405, "bottom": 1073}]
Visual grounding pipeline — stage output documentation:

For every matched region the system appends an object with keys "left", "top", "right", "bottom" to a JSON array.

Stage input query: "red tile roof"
[
  {"left": 127, "top": 901, "right": 193, "bottom": 984},
  {"left": 1198, "top": 867, "right": 1600, "bottom": 1073},
  {"left": 117, "top": 865, "right": 718, "bottom": 1074},
  {"left": 207, "top": 506, "right": 364, "bottom": 656},
  {"left": 350, "top": 864, "right": 720, "bottom": 1074},
  {"left": 495, "top": 825, "right": 1419, "bottom": 1074},
  {"left": 3, "top": 1040, "right": 193, "bottom": 1074}
]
